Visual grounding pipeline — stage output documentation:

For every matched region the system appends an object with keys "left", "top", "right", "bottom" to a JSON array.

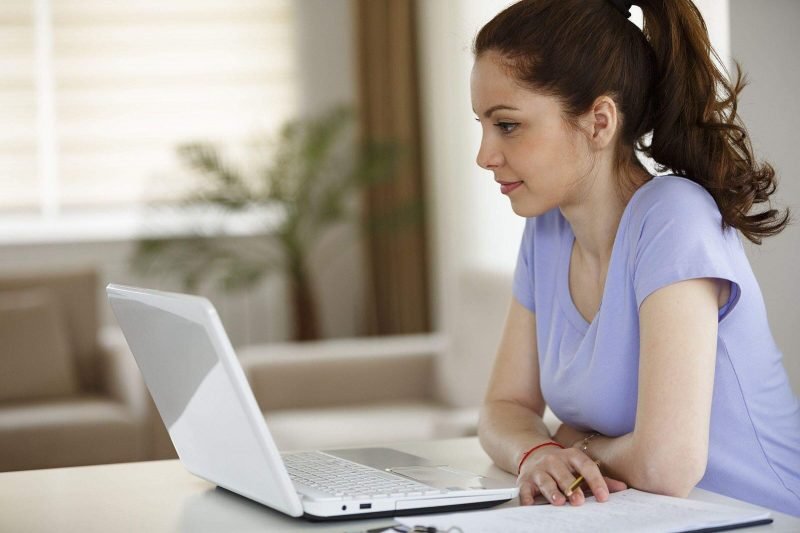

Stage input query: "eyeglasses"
[
  {"left": 364, "top": 524, "right": 464, "bottom": 533},
  {"left": 388, "top": 526, "right": 464, "bottom": 533}
]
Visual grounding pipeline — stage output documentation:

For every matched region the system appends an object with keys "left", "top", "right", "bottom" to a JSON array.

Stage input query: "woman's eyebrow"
[{"left": 473, "top": 104, "right": 520, "bottom": 118}]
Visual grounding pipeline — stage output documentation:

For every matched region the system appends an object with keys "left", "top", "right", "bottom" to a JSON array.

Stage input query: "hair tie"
[{"left": 607, "top": 0, "right": 633, "bottom": 19}]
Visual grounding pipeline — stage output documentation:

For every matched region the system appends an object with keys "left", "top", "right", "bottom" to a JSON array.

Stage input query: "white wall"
[
  {"left": 730, "top": 0, "right": 800, "bottom": 393},
  {"left": 293, "top": 0, "right": 367, "bottom": 341},
  {"left": 417, "top": 0, "right": 522, "bottom": 407},
  {"left": 294, "top": 0, "right": 357, "bottom": 117}
]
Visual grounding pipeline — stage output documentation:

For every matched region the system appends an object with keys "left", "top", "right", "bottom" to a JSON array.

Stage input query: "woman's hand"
[{"left": 517, "top": 444, "right": 628, "bottom": 507}]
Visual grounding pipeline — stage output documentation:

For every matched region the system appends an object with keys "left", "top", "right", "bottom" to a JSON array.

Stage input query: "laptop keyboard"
[{"left": 283, "top": 451, "right": 444, "bottom": 498}]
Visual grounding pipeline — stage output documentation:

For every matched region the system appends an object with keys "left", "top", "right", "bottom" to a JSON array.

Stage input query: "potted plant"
[{"left": 131, "top": 105, "right": 398, "bottom": 341}]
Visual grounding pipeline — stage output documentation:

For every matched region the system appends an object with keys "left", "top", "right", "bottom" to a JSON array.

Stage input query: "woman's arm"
[
  {"left": 479, "top": 298, "right": 627, "bottom": 506},
  {"left": 478, "top": 297, "right": 550, "bottom": 475},
  {"left": 559, "top": 277, "right": 723, "bottom": 497}
]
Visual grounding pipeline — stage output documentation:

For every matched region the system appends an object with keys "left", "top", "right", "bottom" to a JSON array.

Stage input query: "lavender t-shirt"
[{"left": 513, "top": 175, "right": 800, "bottom": 516}]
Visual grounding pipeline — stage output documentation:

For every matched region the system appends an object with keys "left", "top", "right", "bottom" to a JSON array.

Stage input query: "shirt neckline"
[
  {"left": 555, "top": 176, "right": 666, "bottom": 332},
  {"left": 558, "top": 226, "right": 596, "bottom": 333}
]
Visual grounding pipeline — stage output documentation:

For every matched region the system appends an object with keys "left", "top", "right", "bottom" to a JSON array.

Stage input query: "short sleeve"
[
  {"left": 513, "top": 218, "right": 536, "bottom": 313},
  {"left": 631, "top": 178, "right": 741, "bottom": 319}
]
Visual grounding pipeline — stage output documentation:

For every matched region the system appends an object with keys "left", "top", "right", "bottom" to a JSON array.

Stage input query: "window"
[
  {"left": 0, "top": 1, "right": 37, "bottom": 212},
  {"left": 0, "top": 0, "right": 298, "bottom": 219}
]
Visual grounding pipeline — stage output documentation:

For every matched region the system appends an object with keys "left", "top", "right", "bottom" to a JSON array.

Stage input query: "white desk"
[{"left": 0, "top": 437, "right": 796, "bottom": 532}]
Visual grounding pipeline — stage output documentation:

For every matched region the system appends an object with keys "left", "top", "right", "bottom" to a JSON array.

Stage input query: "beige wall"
[{"left": 731, "top": 0, "right": 800, "bottom": 393}]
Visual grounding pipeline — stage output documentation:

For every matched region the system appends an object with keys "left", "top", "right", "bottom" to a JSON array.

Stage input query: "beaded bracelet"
[{"left": 517, "top": 441, "right": 564, "bottom": 474}]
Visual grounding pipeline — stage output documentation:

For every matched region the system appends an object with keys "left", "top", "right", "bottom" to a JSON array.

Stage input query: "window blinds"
[
  {"left": 0, "top": 1, "right": 37, "bottom": 211},
  {"left": 1, "top": 0, "right": 298, "bottom": 212}
]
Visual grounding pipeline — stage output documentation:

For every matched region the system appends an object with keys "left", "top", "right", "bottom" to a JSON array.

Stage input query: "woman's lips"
[{"left": 500, "top": 181, "right": 523, "bottom": 195}]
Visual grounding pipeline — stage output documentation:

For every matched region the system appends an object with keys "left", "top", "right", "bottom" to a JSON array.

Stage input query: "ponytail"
[
  {"left": 636, "top": 0, "right": 789, "bottom": 243},
  {"left": 474, "top": 0, "right": 789, "bottom": 244}
]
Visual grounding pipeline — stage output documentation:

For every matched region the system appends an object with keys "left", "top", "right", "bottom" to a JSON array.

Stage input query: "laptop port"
[{"left": 359, "top": 503, "right": 372, "bottom": 509}]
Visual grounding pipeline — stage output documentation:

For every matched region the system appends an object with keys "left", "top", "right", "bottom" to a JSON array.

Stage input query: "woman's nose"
[{"left": 476, "top": 140, "right": 502, "bottom": 170}]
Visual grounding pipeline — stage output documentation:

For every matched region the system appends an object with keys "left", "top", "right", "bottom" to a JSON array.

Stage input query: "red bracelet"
[{"left": 517, "top": 441, "right": 564, "bottom": 474}]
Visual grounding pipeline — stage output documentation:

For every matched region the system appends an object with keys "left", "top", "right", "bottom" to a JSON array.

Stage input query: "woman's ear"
[{"left": 585, "top": 95, "right": 619, "bottom": 151}]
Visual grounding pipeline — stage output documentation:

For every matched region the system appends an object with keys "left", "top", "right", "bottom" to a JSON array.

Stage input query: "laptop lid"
[{"left": 106, "top": 284, "right": 304, "bottom": 518}]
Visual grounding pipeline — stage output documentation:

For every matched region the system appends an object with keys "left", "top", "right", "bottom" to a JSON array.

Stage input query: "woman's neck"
[{"left": 560, "top": 164, "right": 649, "bottom": 267}]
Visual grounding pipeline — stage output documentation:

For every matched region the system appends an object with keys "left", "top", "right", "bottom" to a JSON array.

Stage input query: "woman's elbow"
[{"left": 632, "top": 443, "right": 708, "bottom": 497}]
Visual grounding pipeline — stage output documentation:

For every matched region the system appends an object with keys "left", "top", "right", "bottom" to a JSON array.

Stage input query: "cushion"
[
  {"left": 263, "top": 402, "right": 448, "bottom": 451},
  {"left": 0, "top": 396, "right": 144, "bottom": 471},
  {"left": 0, "top": 269, "right": 98, "bottom": 389},
  {"left": 0, "top": 289, "right": 79, "bottom": 402}
]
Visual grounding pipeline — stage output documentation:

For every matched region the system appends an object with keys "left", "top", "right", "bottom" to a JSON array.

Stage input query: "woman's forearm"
[
  {"left": 578, "top": 432, "right": 705, "bottom": 497},
  {"left": 478, "top": 399, "right": 554, "bottom": 475}
]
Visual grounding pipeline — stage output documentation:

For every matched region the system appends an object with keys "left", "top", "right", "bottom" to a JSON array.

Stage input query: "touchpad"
[{"left": 388, "top": 466, "right": 487, "bottom": 490}]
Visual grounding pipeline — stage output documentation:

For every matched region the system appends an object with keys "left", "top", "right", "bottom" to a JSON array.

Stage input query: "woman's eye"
[{"left": 494, "top": 121, "right": 519, "bottom": 134}]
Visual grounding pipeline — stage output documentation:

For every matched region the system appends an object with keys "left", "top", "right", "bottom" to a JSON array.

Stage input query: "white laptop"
[{"left": 106, "top": 284, "right": 517, "bottom": 520}]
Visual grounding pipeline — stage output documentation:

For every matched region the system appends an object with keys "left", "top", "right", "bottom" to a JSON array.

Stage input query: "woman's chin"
[{"left": 510, "top": 200, "right": 548, "bottom": 218}]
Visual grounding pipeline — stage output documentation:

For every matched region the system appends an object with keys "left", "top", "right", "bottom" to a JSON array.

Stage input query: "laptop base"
[{"left": 302, "top": 497, "right": 513, "bottom": 521}]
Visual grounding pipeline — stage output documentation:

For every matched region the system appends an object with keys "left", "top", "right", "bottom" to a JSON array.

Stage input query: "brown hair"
[{"left": 473, "top": 0, "right": 789, "bottom": 244}]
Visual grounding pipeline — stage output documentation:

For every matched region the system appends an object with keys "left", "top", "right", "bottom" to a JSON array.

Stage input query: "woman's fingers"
[
  {"left": 604, "top": 476, "right": 628, "bottom": 493},
  {"left": 531, "top": 470, "right": 567, "bottom": 506},
  {"left": 570, "top": 486, "right": 585, "bottom": 505},
  {"left": 546, "top": 460, "right": 586, "bottom": 506},
  {"left": 567, "top": 453, "right": 609, "bottom": 502},
  {"left": 518, "top": 480, "right": 535, "bottom": 506}
]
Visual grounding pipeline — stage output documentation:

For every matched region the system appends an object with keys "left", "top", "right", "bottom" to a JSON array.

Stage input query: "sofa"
[
  {"left": 238, "top": 333, "right": 561, "bottom": 451},
  {"left": 0, "top": 268, "right": 560, "bottom": 470},
  {"left": 237, "top": 334, "right": 472, "bottom": 450}
]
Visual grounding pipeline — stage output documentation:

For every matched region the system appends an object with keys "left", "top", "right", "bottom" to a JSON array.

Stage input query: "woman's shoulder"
[
  {"left": 626, "top": 174, "right": 726, "bottom": 235},
  {"left": 623, "top": 176, "right": 745, "bottom": 312},
  {"left": 631, "top": 174, "right": 719, "bottom": 216}
]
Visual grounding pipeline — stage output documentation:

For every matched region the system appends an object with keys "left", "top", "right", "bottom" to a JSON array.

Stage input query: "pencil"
[
  {"left": 566, "top": 459, "right": 601, "bottom": 497},
  {"left": 565, "top": 475, "right": 584, "bottom": 496}
]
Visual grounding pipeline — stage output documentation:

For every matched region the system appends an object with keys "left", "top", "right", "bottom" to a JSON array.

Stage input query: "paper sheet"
[{"left": 396, "top": 489, "right": 771, "bottom": 533}]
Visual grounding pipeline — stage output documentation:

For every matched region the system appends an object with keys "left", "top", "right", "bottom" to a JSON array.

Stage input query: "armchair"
[{"left": 0, "top": 269, "right": 149, "bottom": 471}]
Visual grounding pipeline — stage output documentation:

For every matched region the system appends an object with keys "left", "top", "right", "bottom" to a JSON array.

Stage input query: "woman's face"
[{"left": 470, "top": 51, "right": 593, "bottom": 217}]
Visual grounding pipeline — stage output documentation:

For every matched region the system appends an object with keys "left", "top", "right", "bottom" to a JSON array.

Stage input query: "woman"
[{"left": 472, "top": 0, "right": 800, "bottom": 517}]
